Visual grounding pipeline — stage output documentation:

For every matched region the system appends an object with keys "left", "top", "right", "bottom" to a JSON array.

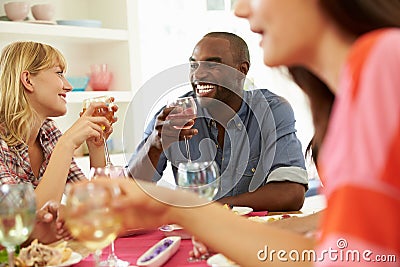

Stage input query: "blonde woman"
[{"left": 0, "top": 41, "right": 116, "bottom": 209}]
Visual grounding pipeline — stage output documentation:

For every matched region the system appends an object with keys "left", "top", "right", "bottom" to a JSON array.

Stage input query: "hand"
[
  {"left": 25, "top": 201, "right": 72, "bottom": 245},
  {"left": 189, "top": 236, "right": 211, "bottom": 260},
  {"left": 151, "top": 106, "right": 198, "bottom": 150},
  {"left": 61, "top": 102, "right": 111, "bottom": 149}
]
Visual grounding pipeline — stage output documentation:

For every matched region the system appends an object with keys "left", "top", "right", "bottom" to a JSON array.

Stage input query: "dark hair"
[
  {"left": 204, "top": 32, "right": 250, "bottom": 66},
  {"left": 289, "top": 0, "right": 400, "bottom": 164}
]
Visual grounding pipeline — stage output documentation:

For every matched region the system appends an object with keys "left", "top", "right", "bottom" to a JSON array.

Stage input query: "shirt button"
[
  {"left": 251, "top": 168, "right": 256, "bottom": 173},
  {"left": 216, "top": 144, "right": 219, "bottom": 148}
]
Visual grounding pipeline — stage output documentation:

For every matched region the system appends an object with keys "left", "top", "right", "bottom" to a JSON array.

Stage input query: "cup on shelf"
[
  {"left": 4, "top": 1, "right": 29, "bottom": 21},
  {"left": 31, "top": 3, "right": 55, "bottom": 21},
  {"left": 89, "top": 64, "right": 113, "bottom": 91}
]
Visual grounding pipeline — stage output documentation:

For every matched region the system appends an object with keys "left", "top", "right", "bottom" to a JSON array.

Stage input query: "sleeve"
[
  {"left": 127, "top": 108, "right": 168, "bottom": 182},
  {"left": 266, "top": 96, "right": 308, "bottom": 185},
  {"left": 67, "top": 159, "right": 86, "bottom": 182},
  {"left": 0, "top": 142, "right": 18, "bottom": 184}
]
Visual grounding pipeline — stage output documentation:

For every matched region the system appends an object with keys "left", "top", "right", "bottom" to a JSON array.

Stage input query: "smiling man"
[{"left": 128, "top": 32, "right": 308, "bottom": 211}]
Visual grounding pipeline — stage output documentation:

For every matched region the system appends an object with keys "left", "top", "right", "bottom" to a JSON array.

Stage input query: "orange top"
[{"left": 317, "top": 29, "right": 400, "bottom": 265}]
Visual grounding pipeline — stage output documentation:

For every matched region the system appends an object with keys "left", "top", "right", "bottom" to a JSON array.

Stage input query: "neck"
[
  {"left": 307, "top": 24, "right": 356, "bottom": 94},
  {"left": 28, "top": 120, "right": 43, "bottom": 147}
]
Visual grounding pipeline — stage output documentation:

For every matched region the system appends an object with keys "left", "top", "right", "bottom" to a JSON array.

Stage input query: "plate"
[
  {"left": 231, "top": 206, "right": 253, "bottom": 216},
  {"left": 47, "top": 251, "right": 82, "bottom": 267},
  {"left": 207, "top": 253, "right": 239, "bottom": 267},
  {"left": 136, "top": 236, "right": 181, "bottom": 267},
  {"left": 248, "top": 213, "right": 307, "bottom": 223}
]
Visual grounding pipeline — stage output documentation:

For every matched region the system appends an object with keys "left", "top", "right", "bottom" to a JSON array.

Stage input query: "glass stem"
[
  {"left": 7, "top": 247, "right": 15, "bottom": 267},
  {"left": 94, "top": 249, "right": 102, "bottom": 267},
  {"left": 184, "top": 137, "right": 191, "bottom": 162},
  {"left": 103, "top": 136, "right": 112, "bottom": 167}
]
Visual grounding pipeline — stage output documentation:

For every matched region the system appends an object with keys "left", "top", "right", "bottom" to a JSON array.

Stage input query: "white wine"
[
  {"left": 67, "top": 209, "right": 121, "bottom": 251},
  {"left": 0, "top": 210, "right": 35, "bottom": 247}
]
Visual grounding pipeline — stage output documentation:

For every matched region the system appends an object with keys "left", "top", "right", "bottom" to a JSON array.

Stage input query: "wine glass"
[
  {"left": 82, "top": 96, "right": 116, "bottom": 167},
  {"left": 176, "top": 161, "right": 220, "bottom": 262},
  {"left": 64, "top": 182, "right": 122, "bottom": 267},
  {"left": 0, "top": 184, "right": 36, "bottom": 267},
  {"left": 176, "top": 161, "right": 220, "bottom": 201},
  {"left": 166, "top": 96, "right": 197, "bottom": 162},
  {"left": 88, "top": 166, "right": 129, "bottom": 267}
]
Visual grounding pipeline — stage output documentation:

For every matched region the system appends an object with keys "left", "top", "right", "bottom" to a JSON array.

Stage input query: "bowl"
[
  {"left": 66, "top": 76, "right": 90, "bottom": 92},
  {"left": 31, "top": 4, "right": 55, "bottom": 21},
  {"left": 4, "top": 1, "right": 29, "bottom": 21}
]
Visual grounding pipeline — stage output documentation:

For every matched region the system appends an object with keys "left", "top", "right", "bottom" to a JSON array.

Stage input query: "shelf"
[
  {"left": 0, "top": 21, "right": 128, "bottom": 43},
  {"left": 67, "top": 91, "right": 132, "bottom": 103}
]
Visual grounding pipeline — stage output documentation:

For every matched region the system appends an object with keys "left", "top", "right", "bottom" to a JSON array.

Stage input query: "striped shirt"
[
  {"left": 0, "top": 119, "right": 85, "bottom": 187},
  {"left": 317, "top": 29, "right": 400, "bottom": 265}
]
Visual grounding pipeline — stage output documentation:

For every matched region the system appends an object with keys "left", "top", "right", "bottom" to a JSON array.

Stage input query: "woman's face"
[
  {"left": 235, "top": 0, "right": 328, "bottom": 67},
  {"left": 26, "top": 65, "right": 72, "bottom": 118}
]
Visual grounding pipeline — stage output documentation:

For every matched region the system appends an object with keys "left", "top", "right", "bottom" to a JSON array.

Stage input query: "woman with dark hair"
[{"left": 74, "top": 0, "right": 400, "bottom": 266}]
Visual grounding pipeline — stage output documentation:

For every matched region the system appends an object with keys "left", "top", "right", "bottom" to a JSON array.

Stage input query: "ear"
[
  {"left": 239, "top": 61, "right": 250, "bottom": 75},
  {"left": 20, "top": 70, "right": 34, "bottom": 92}
]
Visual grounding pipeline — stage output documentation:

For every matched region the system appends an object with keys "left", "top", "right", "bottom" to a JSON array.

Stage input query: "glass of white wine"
[
  {"left": 176, "top": 161, "right": 220, "bottom": 201},
  {"left": 82, "top": 96, "right": 116, "bottom": 167},
  {"left": 0, "top": 184, "right": 36, "bottom": 267},
  {"left": 64, "top": 182, "right": 122, "bottom": 267},
  {"left": 89, "top": 166, "right": 129, "bottom": 267}
]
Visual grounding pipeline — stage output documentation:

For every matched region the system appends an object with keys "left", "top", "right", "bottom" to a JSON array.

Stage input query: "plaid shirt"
[{"left": 0, "top": 119, "right": 85, "bottom": 187}]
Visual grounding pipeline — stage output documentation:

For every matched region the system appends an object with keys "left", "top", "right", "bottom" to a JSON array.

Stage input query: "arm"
[
  {"left": 219, "top": 180, "right": 306, "bottom": 211},
  {"left": 128, "top": 106, "right": 198, "bottom": 181},
  {"left": 105, "top": 179, "right": 316, "bottom": 267},
  {"left": 35, "top": 103, "right": 111, "bottom": 207}
]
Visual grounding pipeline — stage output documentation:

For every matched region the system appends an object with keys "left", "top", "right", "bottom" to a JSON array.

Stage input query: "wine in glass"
[
  {"left": 65, "top": 182, "right": 122, "bottom": 267},
  {"left": 88, "top": 166, "right": 129, "bottom": 267},
  {"left": 166, "top": 96, "right": 197, "bottom": 162},
  {"left": 82, "top": 96, "right": 116, "bottom": 167},
  {"left": 0, "top": 184, "right": 36, "bottom": 267}
]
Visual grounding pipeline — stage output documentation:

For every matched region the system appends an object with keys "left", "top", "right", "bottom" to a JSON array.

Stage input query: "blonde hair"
[{"left": 0, "top": 41, "right": 67, "bottom": 146}]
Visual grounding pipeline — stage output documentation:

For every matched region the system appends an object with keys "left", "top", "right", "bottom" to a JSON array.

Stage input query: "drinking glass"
[
  {"left": 0, "top": 184, "right": 36, "bottom": 267},
  {"left": 176, "top": 161, "right": 220, "bottom": 201},
  {"left": 82, "top": 95, "right": 116, "bottom": 167},
  {"left": 88, "top": 166, "right": 129, "bottom": 267},
  {"left": 166, "top": 96, "right": 197, "bottom": 162},
  {"left": 65, "top": 182, "right": 122, "bottom": 267}
]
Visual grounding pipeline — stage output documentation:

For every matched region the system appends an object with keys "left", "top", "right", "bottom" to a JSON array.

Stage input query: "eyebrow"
[{"left": 189, "top": 56, "right": 223, "bottom": 63}]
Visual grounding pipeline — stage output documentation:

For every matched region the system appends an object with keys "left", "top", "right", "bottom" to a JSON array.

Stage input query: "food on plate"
[
  {"left": 248, "top": 214, "right": 298, "bottom": 223},
  {"left": 17, "top": 239, "right": 72, "bottom": 267}
]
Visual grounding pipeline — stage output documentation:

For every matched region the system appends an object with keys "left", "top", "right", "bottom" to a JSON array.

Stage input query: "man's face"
[{"left": 190, "top": 37, "right": 243, "bottom": 109}]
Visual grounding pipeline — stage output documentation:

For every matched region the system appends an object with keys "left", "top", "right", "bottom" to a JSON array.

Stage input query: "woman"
[
  {"left": 84, "top": 0, "right": 400, "bottom": 266},
  {"left": 0, "top": 41, "right": 116, "bottom": 242}
]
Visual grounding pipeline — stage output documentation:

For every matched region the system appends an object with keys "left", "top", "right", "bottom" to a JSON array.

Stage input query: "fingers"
[{"left": 36, "top": 201, "right": 60, "bottom": 223}]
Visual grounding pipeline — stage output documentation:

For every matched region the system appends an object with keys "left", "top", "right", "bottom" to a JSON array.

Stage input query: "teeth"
[{"left": 196, "top": 84, "right": 214, "bottom": 94}]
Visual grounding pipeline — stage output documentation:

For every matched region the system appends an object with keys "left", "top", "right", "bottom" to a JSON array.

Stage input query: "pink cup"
[
  {"left": 89, "top": 64, "right": 113, "bottom": 91},
  {"left": 31, "top": 3, "right": 55, "bottom": 21}
]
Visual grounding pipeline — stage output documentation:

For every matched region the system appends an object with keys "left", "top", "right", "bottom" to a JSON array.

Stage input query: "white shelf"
[
  {"left": 67, "top": 91, "right": 133, "bottom": 103},
  {"left": 0, "top": 21, "right": 128, "bottom": 43}
]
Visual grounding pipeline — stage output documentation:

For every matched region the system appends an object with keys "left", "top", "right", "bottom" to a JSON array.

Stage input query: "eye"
[
  {"left": 205, "top": 62, "right": 218, "bottom": 68},
  {"left": 190, "top": 62, "right": 199, "bottom": 71},
  {"left": 56, "top": 71, "right": 65, "bottom": 77}
]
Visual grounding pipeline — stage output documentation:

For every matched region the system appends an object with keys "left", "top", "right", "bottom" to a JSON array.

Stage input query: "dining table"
[{"left": 71, "top": 194, "right": 326, "bottom": 267}]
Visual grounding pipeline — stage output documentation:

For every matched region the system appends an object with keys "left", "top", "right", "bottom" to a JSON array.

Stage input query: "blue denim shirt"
[{"left": 129, "top": 89, "right": 307, "bottom": 199}]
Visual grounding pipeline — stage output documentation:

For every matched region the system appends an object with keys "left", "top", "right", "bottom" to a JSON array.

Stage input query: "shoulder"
[{"left": 41, "top": 119, "right": 62, "bottom": 138}]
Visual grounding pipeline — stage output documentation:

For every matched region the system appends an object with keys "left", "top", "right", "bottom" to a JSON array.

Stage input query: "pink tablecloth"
[{"left": 72, "top": 229, "right": 207, "bottom": 267}]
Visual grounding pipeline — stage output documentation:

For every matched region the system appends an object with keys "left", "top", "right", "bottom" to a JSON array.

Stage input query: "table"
[{"left": 72, "top": 194, "right": 326, "bottom": 267}]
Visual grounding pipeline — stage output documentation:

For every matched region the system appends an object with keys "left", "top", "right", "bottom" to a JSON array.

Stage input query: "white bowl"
[
  {"left": 31, "top": 4, "right": 55, "bottom": 21},
  {"left": 4, "top": 1, "right": 29, "bottom": 21}
]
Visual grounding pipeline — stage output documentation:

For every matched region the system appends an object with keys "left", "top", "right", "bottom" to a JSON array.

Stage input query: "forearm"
[
  {"left": 170, "top": 202, "right": 315, "bottom": 266},
  {"left": 34, "top": 139, "right": 74, "bottom": 208},
  {"left": 219, "top": 182, "right": 306, "bottom": 211},
  {"left": 87, "top": 142, "right": 106, "bottom": 168},
  {"left": 128, "top": 136, "right": 164, "bottom": 181}
]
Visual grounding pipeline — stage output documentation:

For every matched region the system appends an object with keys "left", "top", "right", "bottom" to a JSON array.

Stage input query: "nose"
[
  {"left": 63, "top": 77, "right": 73, "bottom": 92},
  {"left": 234, "top": 0, "right": 250, "bottom": 18}
]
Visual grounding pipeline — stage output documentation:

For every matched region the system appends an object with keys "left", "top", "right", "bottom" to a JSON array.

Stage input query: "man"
[{"left": 128, "top": 32, "right": 308, "bottom": 211}]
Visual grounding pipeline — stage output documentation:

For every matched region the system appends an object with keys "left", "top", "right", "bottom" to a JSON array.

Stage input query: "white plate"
[
  {"left": 207, "top": 253, "right": 239, "bottom": 267},
  {"left": 26, "top": 20, "right": 56, "bottom": 25},
  {"left": 47, "top": 252, "right": 82, "bottom": 267},
  {"left": 248, "top": 213, "right": 307, "bottom": 223},
  {"left": 136, "top": 236, "right": 181, "bottom": 267},
  {"left": 231, "top": 206, "right": 253, "bottom": 216},
  {"left": 158, "top": 224, "right": 192, "bottom": 239}
]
